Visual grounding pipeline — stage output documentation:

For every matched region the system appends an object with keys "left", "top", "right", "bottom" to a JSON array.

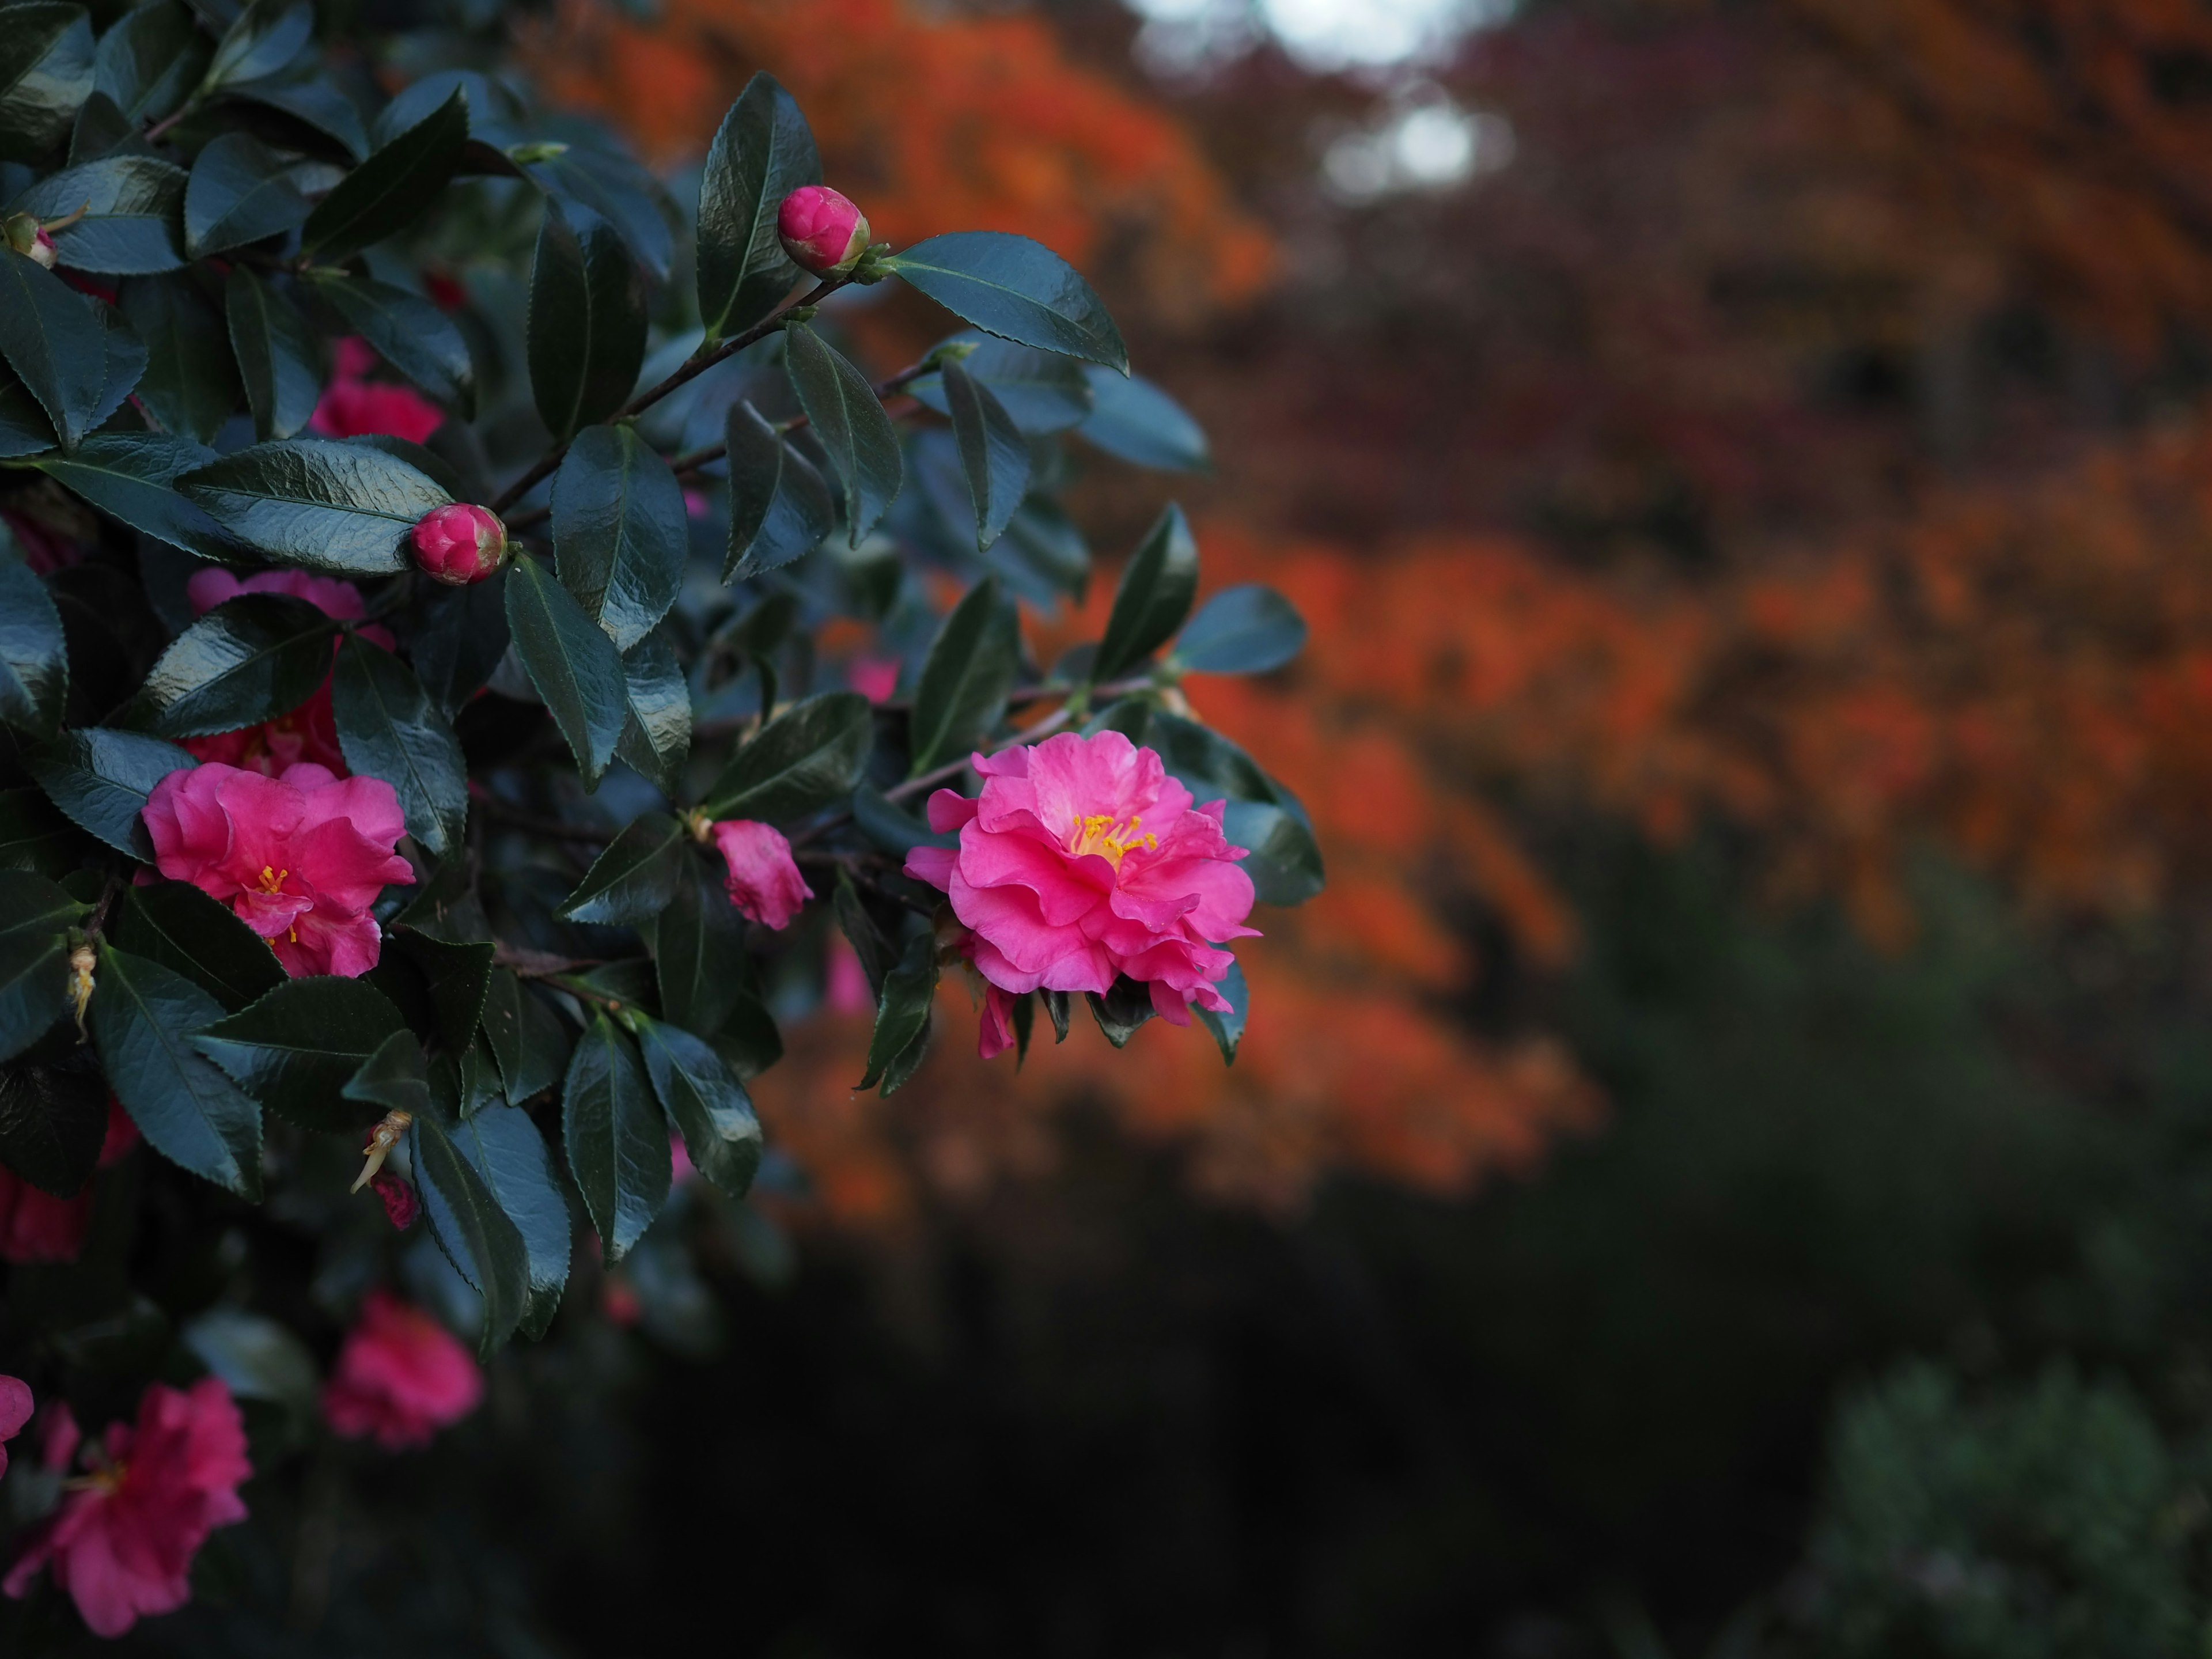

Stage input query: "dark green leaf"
[
  {"left": 0, "top": 787, "right": 82, "bottom": 875},
  {"left": 851, "top": 782, "right": 953, "bottom": 857},
  {"left": 340, "top": 1026, "right": 427, "bottom": 1118},
  {"left": 27, "top": 727, "right": 194, "bottom": 857},
  {"left": 908, "top": 575, "right": 1019, "bottom": 775},
  {"left": 712, "top": 990, "right": 780, "bottom": 1081},
  {"left": 0, "top": 248, "right": 108, "bottom": 448},
  {"left": 195, "top": 974, "right": 405, "bottom": 1131},
  {"left": 135, "top": 592, "right": 335, "bottom": 739},
  {"left": 309, "top": 271, "right": 472, "bottom": 417},
  {"left": 503, "top": 552, "right": 627, "bottom": 787},
  {"left": 1191, "top": 956, "right": 1247, "bottom": 1064},
  {"left": 941, "top": 359, "right": 1028, "bottom": 551},
  {"left": 831, "top": 870, "right": 893, "bottom": 997},
  {"left": 783, "top": 322, "right": 901, "bottom": 546},
  {"left": 225, "top": 265, "right": 319, "bottom": 440},
  {"left": 479, "top": 968, "right": 570, "bottom": 1104},
  {"left": 0, "top": 5, "right": 95, "bottom": 162},
  {"left": 559, "top": 810, "right": 684, "bottom": 926},
  {"left": 562, "top": 1010, "right": 666, "bottom": 1261},
  {"left": 32, "top": 431, "right": 238, "bottom": 558},
  {"left": 300, "top": 86, "right": 465, "bottom": 259},
  {"left": 884, "top": 232, "right": 1127, "bottom": 373},
  {"left": 226, "top": 69, "right": 367, "bottom": 161},
  {"left": 330, "top": 633, "right": 468, "bottom": 857},
  {"left": 858, "top": 927, "right": 936, "bottom": 1093},
  {"left": 0, "top": 1058, "right": 108, "bottom": 1195},
  {"left": 183, "top": 1308, "right": 317, "bottom": 1418},
  {"left": 119, "top": 272, "right": 239, "bottom": 444},
  {"left": 615, "top": 626, "right": 691, "bottom": 794},
  {"left": 989, "top": 496, "right": 1091, "bottom": 603},
  {"left": 410, "top": 573, "right": 508, "bottom": 718},
  {"left": 518, "top": 141, "right": 672, "bottom": 282},
  {"left": 184, "top": 131, "right": 310, "bottom": 257},
  {"left": 635, "top": 1013, "right": 760, "bottom": 1200},
  {"left": 1147, "top": 710, "right": 1325, "bottom": 907},
  {"left": 389, "top": 926, "right": 491, "bottom": 1054},
  {"left": 68, "top": 89, "right": 149, "bottom": 165},
  {"left": 179, "top": 436, "right": 452, "bottom": 574},
  {"left": 200, "top": 0, "right": 310, "bottom": 91},
  {"left": 410, "top": 1104, "right": 529, "bottom": 1353},
  {"left": 1085, "top": 975, "right": 1156, "bottom": 1048},
  {"left": 0, "top": 363, "right": 57, "bottom": 457},
  {"left": 93, "top": 0, "right": 206, "bottom": 124},
  {"left": 1042, "top": 986, "right": 1070, "bottom": 1043},
  {"left": 1092, "top": 502, "right": 1199, "bottom": 684},
  {"left": 1169, "top": 583, "right": 1305, "bottom": 676},
  {"left": 111, "top": 879, "right": 282, "bottom": 1013},
  {"left": 567, "top": 957, "right": 657, "bottom": 1013},
  {"left": 702, "top": 690, "right": 872, "bottom": 823},
  {"left": 906, "top": 332, "right": 1092, "bottom": 434},
  {"left": 1011, "top": 991, "right": 1034, "bottom": 1065},
  {"left": 90, "top": 942, "right": 260, "bottom": 1198},
  {"left": 528, "top": 203, "right": 645, "bottom": 442},
  {"left": 13, "top": 153, "right": 187, "bottom": 274},
  {"left": 645, "top": 847, "right": 745, "bottom": 1038},
  {"left": 1077, "top": 366, "right": 1210, "bottom": 471},
  {"left": 695, "top": 71, "right": 817, "bottom": 342},
  {"left": 550, "top": 423, "right": 683, "bottom": 651},
  {"left": 723, "top": 397, "right": 830, "bottom": 579},
  {"left": 0, "top": 555, "right": 66, "bottom": 738},
  {"left": 448, "top": 1103, "right": 570, "bottom": 1339},
  {"left": 0, "top": 919, "right": 70, "bottom": 1063}
]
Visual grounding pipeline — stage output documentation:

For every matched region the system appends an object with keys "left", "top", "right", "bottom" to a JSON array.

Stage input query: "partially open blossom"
[
  {"left": 904, "top": 730, "right": 1258, "bottom": 1052},
  {"left": 710, "top": 819, "right": 813, "bottom": 930},
  {"left": 410, "top": 503, "right": 508, "bottom": 585},
  {"left": 0, "top": 1376, "right": 29, "bottom": 1481},
  {"left": 320, "top": 1291, "right": 482, "bottom": 1450},
  {"left": 142, "top": 761, "right": 414, "bottom": 978},
  {"left": 180, "top": 569, "right": 390, "bottom": 778},
  {"left": 778, "top": 185, "right": 871, "bottom": 275},
  {"left": 2, "top": 1379, "right": 250, "bottom": 1638},
  {"left": 310, "top": 337, "right": 444, "bottom": 442},
  {"left": 0, "top": 1101, "right": 139, "bottom": 1265}
]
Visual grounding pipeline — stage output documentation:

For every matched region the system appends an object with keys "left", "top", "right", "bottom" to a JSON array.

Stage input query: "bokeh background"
[{"left": 389, "top": 2, "right": 2212, "bottom": 1653}]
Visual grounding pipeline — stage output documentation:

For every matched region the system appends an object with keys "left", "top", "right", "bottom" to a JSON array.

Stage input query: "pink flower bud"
[
  {"left": 778, "top": 185, "right": 872, "bottom": 276},
  {"left": 710, "top": 819, "right": 813, "bottom": 930},
  {"left": 410, "top": 503, "right": 508, "bottom": 585}
]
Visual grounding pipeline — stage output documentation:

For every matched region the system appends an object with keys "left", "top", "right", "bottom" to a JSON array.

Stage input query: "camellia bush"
[{"left": 0, "top": 0, "right": 1320, "bottom": 1645}]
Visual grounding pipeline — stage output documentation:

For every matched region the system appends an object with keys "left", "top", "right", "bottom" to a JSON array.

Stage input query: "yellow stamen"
[
  {"left": 1068, "top": 812, "right": 1157, "bottom": 869},
  {"left": 257, "top": 865, "right": 289, "bottom": 894}
]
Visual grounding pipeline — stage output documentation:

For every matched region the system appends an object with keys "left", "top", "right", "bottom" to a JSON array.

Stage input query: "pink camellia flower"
[
  {"left": 309, "top": 336, "right": 444, "bottom": 442},
  {"left": 710, "top": 819, "right": 813, "bottom": 930},
  {"left": 778, "top": 185, "right": 872, "bottom": 276},
  {"left": 0, "top": 1101, "right": 139, "bottom": 1265},
  {"left": 2, "top": 1378, "right": 251, "bottom": 1638},
  {"left": 320, "top": 1291, "right": 483, "bottom": 1450},
  {"left": 904, "top": 730, "right": 1259, "bottom": 1054},
  {"left": 0, "top": 1376, "right": 29, "bottom": 1481},
  {"left": 142, "top": 760, "right": 414, "bottom": 978},
  {"left": 410, "top": 503, "right": 507, "bottom": 585},
  {"left": 180, "top": 569, "right": 393, "bottom": 779}
]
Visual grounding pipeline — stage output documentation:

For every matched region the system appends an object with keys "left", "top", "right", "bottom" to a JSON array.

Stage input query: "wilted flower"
[
  {"left": 320, "top": 1291, "right": 482, "bottom": 1449},
  {"left": 904, "top": 730, "right": 1257, "bottom": 1052},
  {"left": 710, "top": 819, "right": 813, "bottom": 930},
  {"left": 777, "top": 184, "right": 871, "bottom": 275},
  {"left": 410, "top": 503, "right": 508, "bottom": 585}
]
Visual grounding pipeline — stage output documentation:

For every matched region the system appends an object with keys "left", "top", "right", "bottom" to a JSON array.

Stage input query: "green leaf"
[
  {"left": 503, "top": 552, "right": 627, "bottom": 787},
  {"left": 695, "top": 71, "right": 818, "bottom": 342},
  {"left": 783, "top": 322, "right": 902, "bottom": 546},
  {"left": 1146, "top": 711, "right": 1324, "bottom": 907},
  {"left": 388, "top": 926, "right": 492, "bottom": 1054},
  {"left": 68, "top": 89, "right": 149, "bottom": 166},
  {"left": 0, "top": 1056, "right": 109, "bottom": 1195},
  {"left": 93, "top": 0, "right": 207, "bottom": 124},
  {"left": 908, "top": 575, "right": 1018, "bottom": 776},
  {"left": 0, "top": 786, "right": 83, "bottom": 875},
  {"left": 411, "top": 573, "right": 509, "bottom": 718},
  {"left": 26, "top": 727, "right": 194, "bottom": 857},
  {"left": 184, "top": 131, "right": 310, "bottom": 257},
  {"left": 0, "top": 4, "right": 95, "bottom": 162},
  {"left": 13, "top": 154, "right": 187, "bottom": 274},
  {"left": 550, "top": 423, "right": 684, "bottom": 652},
  {"left": 447, "top": 1103, "right": 570, "bottom": 1339},
  {"left": 858, "top": 927, "right": 937, "bottom": 1094},
  {"left": 90, "top": 942, "right": 260, "bottom": 1198},
  {"left": 0, "top": 925, "right": 73, "bottom": 1066},
  {"left": 1085, "top": 975, "right": 1156, "bottom": 1048},
  {"left": 179, "top": 437, "right": 452, "bottom": 575},
  {"left": 479, "top": 968, "right": 570, "bottom": 1105},
  {"left": 1191, "top": 956, "right": 1247, "bottom": 1064},
  {"left": 615, "top": 626, "right": 691, "bottom": 794},
  {"left": 195, "top": 974, "right": 406, "bottom": 1132},
  {"left": 1077, "top": 366, "right": 1210, "bottom": 471},
  {"left": 1168, "top": 584, "right": 1306, "bottom": 676},
  {"left": 907, "top": 332, "right": 1092, "bottom": 434},
  {"left": 646, "top": 846, "right": 747, "bottom": 1037},
  {"left": 32, "top": 431, "right": 238, "bottom": 558},
  {"left": 0, "top": 362, "right": 57, "bottom": 457},
  {"left": 1092, "top": 503, "right": 1199, "bottom": 684},
  {"left": 851, "top": 782, "right": 954, "bottom": 857},
  {"left": 308, "top": 270, "right": 472, "bottom": 418},
  {"left": 527, "top": 203, "right": 645, "bottom": 442},
  {"left": 518, "top": 140, "right": 672, "bottom": 281},
  {"left": 410, "top": 1104, "right": 529, "bottom": 1354},
  {"left": 562, "top": 1010, "right": 667, "bottom": 1261},
  {"left": 832, "top": 870, "right": 894, "bottom": 998},
  {"left": 634, "top": 1013, "right": 760, "bottom": 1200},
  {"left": 0, "top": 555, "right": 66, "bottom": 738},
  {"left": 940, "top": 360, "right": 1029, "bottom": 551},
  {"left": 0, "top": 248, "right": 108, "bottom": 448},
  {"left": 300, "top": 86, "right": 466, "bottom": 259},
  {"left": 88, "top": 300, "right": 146, "bottom": 431},
  {"left": 227, "top": 69, "right": 367, "bottom": 161},
  {"left": 559, "top": 810, "right": 685, "bottom": 926},
  {"left": 135, "top": 592, "right": 335, "bottom": 739},
  {"left": 329, "top": 633, "right": 468, "bottom": 858},
  {"left": 182, "top": 1308, "right": 318, "bottom": 1419},
  {"left": 340, "top": 1026, "right": 427, "bottom": 1118},
  {"left": 1041, "top": 986, "right": 1070, "bottom": 1044},
  {"left": 883, "top": 232, "right": 1128, "bottom": 373},
  {"left": 200, "top": 0, "right": 311, "bottom": 92},
  {"left": 111, "top": 878, "right": 282, "bottom": 1013},
  {"left": 702, "top": 690, "right": 872, "bottom": 823},
  {"left": 724, "top": 397, "right": 831, "bottom": 579},
  {"left": 118, "top": 272, "right": 240, "bottom": 444},
  {"left": 225, "top": 265, "right": 319, "bottom": 440}
]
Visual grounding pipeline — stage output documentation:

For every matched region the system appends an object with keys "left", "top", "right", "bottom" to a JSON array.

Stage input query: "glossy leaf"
[
  {"left": 184, "top": 131, "right": 310, "bottom": 256},
  {"left": 0, "top": 786, "right": 81, "bottom": 876},
  {"left": 306, "top": 271, "right": 473, "bottom": 417},
  {"left": 615, "top": 627, "right": 691, "bottom": 794},
  {"left": 26, "top": 727, "right": 195, "bottom": 857},
  {"left": 0, "top": 555, "right": 67, "bottom": 738},
  {"left": 410, "top": 574, "right": 509, "bottom": 718},
  {"left": 225, "top": 265, "right": 319, "bottom": 440},
  {"left": 136, "top": 592, "right": 335, "bottom": 739},
  {"left": 1077, "top": 366, "right": 1210, "bottom": 471},
  {"left": 389, "top": 927, "right": 493, "bottom": 1055},
  {"left": 448, "top": 1103, "right": 570, "bottom": 1339},
  {"left": 119, "top": 272, "right": 238, "bottom": 443},
  {"left": 1092, "top": 503, "right": 1199, "bottom": 684},
  {"left": 111, "top": 878, "right": 282, "bottom": 1013},
  {"left": 179, "top": 437, "right": 452, "bottom": 574},
  {"left": 1086, "top": 975, "right": 1157, "bottom": 1048},
  {"left": 941, "top": 359, "right": 1029, "bottom": 551},
  {"left": 635, "top": 1013, "right": 762, "bottom": 1200},
  {"left": 201, "top": 0, "right": 311, "bottom": 90},
  {"left": 909, "top": 575, "right": 1019, "bottom": 776},
  {"left": 0, "top": 248, "right": 108, "bottom": 448},
  {"left": 724, "top": 397, "right": 831, "bottom": 579},
  {"left": 907, "top": 332, "right": 1092, "bottom": 434},
  {"left": 1192, "top": 957, "right": 1248, "bottom": 1065},
  {"left": 528, "top": 203, "right": 645, "bottom": 441},
  {"left": 227, "top": 70, "right": 366, "bottom": 161},
  {"left": 0, "top": 364, "right": 57, "bottom": 457},
  {"left": 32, "top": 431, "right": 238, "bottom": 558},
  {"left": 93, "top": 0, "right": 207, "bottom": 124},
  {"left": 196, "top": 974, "right": 406, "bottom": 1132},
  {"left": 702, "top": 690, "right": 872, "bottom": 823},
  {"left": 562, "top": 1011, "right": 667, "bottom": 1262},
  {"left": 884, "top": 232, "right": 1128, "bottom": 373},
  {"left": 410, "top": 1104, "right": 530, "bottom": 1354},
  {"left": 300, "top": 86, "right": 465, "bottom": 259},
  {"left": 479, "top": 968, "right": 570, "bottom": 1105},
  {"left": 560, "top": 812, "right": 687, "bottom": 927},
  {"left": 695, "top": 71, "right": 818, "bottom": 342},
  {"left": 518, "top": 141, "right": 672, "bottom": 282},
  {"left": 0, "top": 4, "right": 95, "bottom": 160},
  {"left": 851, "top": 782, "right": 954, "bottom": 857},
  {"left": 1147, "top": 711, "right": 1325, "bottom": 907},
  {"left": 330, "top": 633, "right": 468, "bottom": 858},
  {"left": 551, "top": 423, "right": 684, "bottom": 651},
  {"left": 503, "top": 552, "right": 627, "bottom": 787},
  {"left": 784, "top": 323, "right": 902, "bottom": 546},
  {"left": 646, "top": 847, "right": 747, "bottom": 1038},
  {"left": 67, "top": 89, "right": 146, "bottom": 165},
  {"left": 858, "top": 927, "right": 936, "bottom": 1094},
  {"left": 341, "top": 1027, "right": 429, "bottom": 1118},
  {"left": 0, "top": 1058, "right": 109, "bottom": 1196},
  {"left": 13, "top": 154, "right": 187, "bottom": 274},
  {"left": 0, "top": 873, "right": 79, "bottom": 1063},
  {"left": 90, "top": 943, "right": 261, "bottom": 1199},
  {"left": 1169, "top": 584, "right": 1306, "bottom": 676}
]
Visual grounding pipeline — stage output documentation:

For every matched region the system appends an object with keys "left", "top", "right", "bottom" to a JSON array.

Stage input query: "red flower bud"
[
  {"left": 410, "top": 503, "right": 508, "bottom": 585},
  {"left": 778, "top": 185, "right": 872, "bottom": 276}
]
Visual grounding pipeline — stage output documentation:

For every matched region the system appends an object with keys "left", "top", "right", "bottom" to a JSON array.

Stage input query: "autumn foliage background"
[{"left": 510, "top": 0, "right": 2212, "bottom": 1652}]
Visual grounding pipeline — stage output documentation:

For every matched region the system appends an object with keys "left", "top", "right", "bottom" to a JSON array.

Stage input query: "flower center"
[
  {"left": 1069, "top": 813, "right": 1157, "bottom": 869},
  {"left": 258, "top": 865, "right": 289, "bottom": 894}
]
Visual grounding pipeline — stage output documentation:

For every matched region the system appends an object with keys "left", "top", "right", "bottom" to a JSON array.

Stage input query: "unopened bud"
[
  {"left": 778, "top": 185, "right": 871, "bottom": 277},
  {"left": 410, "top": 503, "right": 509, "bottom": 585},
  {"left": 4, "top": 213, "right": 56, "bottom": 270}
]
